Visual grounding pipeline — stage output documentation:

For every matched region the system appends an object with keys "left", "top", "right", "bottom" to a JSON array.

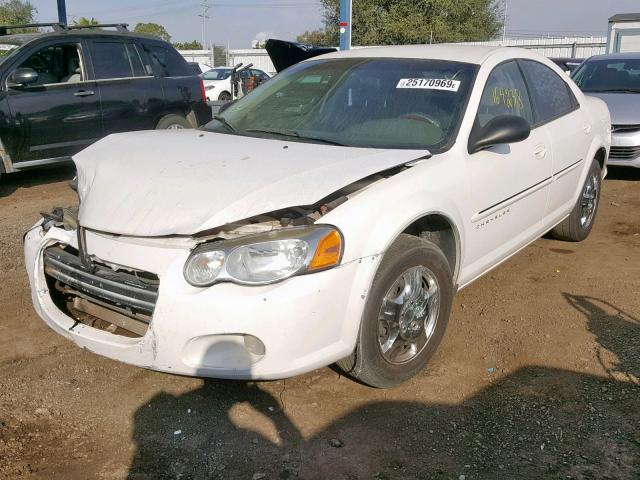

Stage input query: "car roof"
[
  {"left": 314, "top": 44, "right": 509, "bottom": 65},
  {"left": 0, "top": 29, "right": 163, "bottom": 44},
  {"left": 585, "top": 52, "right": 640, "bottom": 61}
]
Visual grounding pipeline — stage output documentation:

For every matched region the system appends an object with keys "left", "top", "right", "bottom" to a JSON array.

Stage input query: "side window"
[
  {"left": 18, "top": 43, "right": 83, "bottom": 85},
  {"left": 477, "top": 61, "right": 533, "bottom": 128},
  {"left": 125, "top": 44, "right": 145, "bottom": 77},
  {"left": 91, "top": 41, "right": 135, "bottom": 79},
  {"left": 519, "top": 60, "right": 577, "bottom": 124},
  {"left": 140, "top": 43, "right": 190, "bottom": 77}
]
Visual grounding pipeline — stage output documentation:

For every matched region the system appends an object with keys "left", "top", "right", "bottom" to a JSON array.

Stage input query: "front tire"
[
  {"left": 549, "top": 158, "right": 602, "bottom": 242},
  {"left": 337, "top": 234, "right": 453, "bottom": 388}
]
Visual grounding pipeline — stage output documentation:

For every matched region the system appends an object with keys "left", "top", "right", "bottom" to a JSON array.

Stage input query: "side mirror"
[
  {"left": 8, "top": 67, "right": 38, "bottom": 87},
  {"left": 468, "top": 115, "right": 531, "bottom": 154}
]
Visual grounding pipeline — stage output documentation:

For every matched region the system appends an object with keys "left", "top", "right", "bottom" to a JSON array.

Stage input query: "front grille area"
[
  {"left": 609, "top": 145, "right": 640, "bottom": 160},
  {"left": 43, "top": 244, "right": 159, "bottom": 338},
  {"left": 611, "top": 124, "right": 640, "bottom": 133}
]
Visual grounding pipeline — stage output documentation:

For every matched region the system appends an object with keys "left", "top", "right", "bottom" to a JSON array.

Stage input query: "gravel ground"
[{"left": 0, "top": 166, "right": 638, "bottom": 480}]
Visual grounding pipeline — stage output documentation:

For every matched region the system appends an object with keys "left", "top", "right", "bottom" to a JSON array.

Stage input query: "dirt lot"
[{"left": 0, "top": 166, "right": 638, "bottom": 480}]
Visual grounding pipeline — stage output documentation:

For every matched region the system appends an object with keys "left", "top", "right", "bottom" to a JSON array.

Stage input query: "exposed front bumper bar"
[{"left": 25, "top": 225, "right": 377, "bottom": 379}]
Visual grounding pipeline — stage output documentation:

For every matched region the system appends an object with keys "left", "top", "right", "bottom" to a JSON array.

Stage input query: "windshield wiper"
[
  {"left": 212, "top": 115, "right": 236, "bottom": 132},
  {"left": 245, "top": 128, "right": 345, "bottom": 146},
  {"left": 585, "top": 88, "right": 640, "bottom": 94}
]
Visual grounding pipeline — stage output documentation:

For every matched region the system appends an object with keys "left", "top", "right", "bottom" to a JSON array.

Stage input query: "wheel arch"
[{"left": 399, "top": 212, "right": 462, "bottom": 286}]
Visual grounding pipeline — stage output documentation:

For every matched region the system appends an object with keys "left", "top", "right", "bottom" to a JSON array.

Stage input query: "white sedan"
[
  {"left": 203, "top": 66, "right": 270, "bottom": 101},
  {"left": 25, "top": 45, "right": 610, "bottom": 388}
]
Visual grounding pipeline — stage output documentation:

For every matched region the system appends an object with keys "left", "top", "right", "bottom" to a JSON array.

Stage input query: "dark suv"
[{"left": 0, "top": 23, "right": 211, "bottom": 177}]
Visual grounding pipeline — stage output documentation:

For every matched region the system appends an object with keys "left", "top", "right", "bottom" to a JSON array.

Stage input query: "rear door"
[
  {"left": 518, "top": 59, "right": 590, "bottom": 221},
  {"left": 138, "top": 41, "right": 196, "bottom": 118},
  {"left": 5, "top": 39, "right": 101, "bottom": 164},
  {"left": 87, "top": 38, "right": 164, "bottom": 134}
]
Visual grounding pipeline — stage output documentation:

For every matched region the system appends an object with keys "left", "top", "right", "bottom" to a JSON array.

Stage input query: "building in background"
[{"left": 607, "top": 13, "right": 640, "bottom": 53}]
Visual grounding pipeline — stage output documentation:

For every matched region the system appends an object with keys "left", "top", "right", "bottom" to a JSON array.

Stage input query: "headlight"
[{"left": 184, "top": 225, "right": 343, "bottom": 287}]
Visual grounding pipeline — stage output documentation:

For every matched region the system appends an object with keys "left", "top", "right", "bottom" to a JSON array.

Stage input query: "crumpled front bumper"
[{"left": 24, "top": 225, "right": 379, "bottom": 379}]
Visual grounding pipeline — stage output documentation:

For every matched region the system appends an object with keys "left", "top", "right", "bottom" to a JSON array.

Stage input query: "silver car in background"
[{"left": 572, "top": 53, "right": 640, "bottom": 168}]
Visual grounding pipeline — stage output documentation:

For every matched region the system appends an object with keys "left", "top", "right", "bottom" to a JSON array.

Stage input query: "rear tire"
[
  {"left": 548, "top": 158, "right": 602, "bottom": 242},
  {"left": 218, "top": 91, "right": 232, "bottom": 101},
  {"left": 155, "top": 114, "right": 191, "bottom": 130},
  {"left": 337, "top": 234, "right": 453, "bottom": 388}
]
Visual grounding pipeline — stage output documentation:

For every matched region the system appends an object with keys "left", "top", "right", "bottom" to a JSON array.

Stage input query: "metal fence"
[
  {"left": 180, "top": 36, "right": 607, "bottom": 75},
  {"left": 458, "top": 36, "right": 607, "bottom": 58},
  {"left": 179, "top": 46, "right": 229, "bottom": 69}
]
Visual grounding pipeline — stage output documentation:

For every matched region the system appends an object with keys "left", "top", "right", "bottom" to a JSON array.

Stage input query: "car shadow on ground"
[
  {"left": 606, "top": 166, "right": 640, "bottom": 181},
  {"left": 0, "top": 165, "right": 75, "bottom": 198},
  {"left": 127, "top": 295, "right": 639, "bottom": 480}
]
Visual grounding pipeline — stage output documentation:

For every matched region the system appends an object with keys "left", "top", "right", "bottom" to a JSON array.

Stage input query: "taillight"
[{"left": 199, "top": 78, "right": 207, "bottom": 104}]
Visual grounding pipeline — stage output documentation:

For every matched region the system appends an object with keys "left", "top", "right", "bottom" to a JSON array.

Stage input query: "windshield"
[
  {"left": 205, "top": 58, "right": 477, "bottom": 150},
  {"left": 204, "top": 68, "right": 232, "bottom": 80},
  {"left": 572, "top": 58, "right": 640, "bottom": 93},
  {"left": 0, "top": 43, "right": 19, "bottom": 64}
]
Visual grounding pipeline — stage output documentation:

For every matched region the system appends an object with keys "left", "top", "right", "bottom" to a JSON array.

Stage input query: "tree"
[
  {"left": 296, "top": 29, "right": 334, "bottom": 46},
  {"left": 0, "top": 0, "right": 36, "bottom": 26},
  {"left": 305, "top": 0, "right": 502, "bottom": 46},
  {"left": 173, "top": 40, "right": 203, "bottom": 50},
  {"left": 73, "top": 17, "right": 99, "bottom": 27},
  {"left": 134, "top": 22, "right": 171, "bottom": 42}
]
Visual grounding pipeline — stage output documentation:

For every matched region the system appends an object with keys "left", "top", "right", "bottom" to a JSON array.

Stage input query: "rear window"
[
  {"left": 141, "top": 43, "right": 190, "bottom": 77},
  {"left": 519, "top": 60, "right": 577, "bottom": 124},
  {"left": 91, "top": 41, "right": 136, "bottom": 79}
]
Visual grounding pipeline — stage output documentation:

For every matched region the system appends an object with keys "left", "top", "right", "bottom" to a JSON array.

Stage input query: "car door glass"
[
  {"left": 18, "top": 43, "right": 83, "bottom": 85},
  {"left": 142, "top": 44, "right": 190, "bottom": 77},
  {"left": 91, "top": 42, "right": 135, "bottom": 79},
  {"left": 519, "top": 60, "right": 577, "bottom": 124},
  {"left": 125, "top": 44, "right": 145, "bottom": 77},
  {"left": 477, "top": 61, "right": 533, "bottom": 128}
]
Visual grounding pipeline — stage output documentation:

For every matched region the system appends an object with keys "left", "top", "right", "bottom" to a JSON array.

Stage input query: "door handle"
[
  {"left": 534, "top": 144, "right": 547, "bottom": 159},
  {"left": 74, "top": 90, "right": 95, "bottom": 97},
  {"left": 583, "top": 124, "right": 592, "bottom": 134}
]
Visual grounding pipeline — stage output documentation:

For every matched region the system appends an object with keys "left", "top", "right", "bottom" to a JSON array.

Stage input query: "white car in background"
[
  {"left": 572, "top": 53, "right": 640, "bottom": 168},
  {"left": 202, "top": 66, "right": 270, "bottom": 101},
  {"left": 25, "top": 45, "right": 610, "bottom": 388}
]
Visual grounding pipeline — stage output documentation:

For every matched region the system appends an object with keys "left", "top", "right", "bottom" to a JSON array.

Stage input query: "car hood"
[
  {"left": 74, "top": 130, "right": 426, "bottom": 237},
  {"left": 585, "top": 92, "right": 640, "bottom": 125}
]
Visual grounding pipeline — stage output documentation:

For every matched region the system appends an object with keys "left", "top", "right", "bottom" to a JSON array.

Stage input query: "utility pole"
[
  {"left": 57, "top": 0, "right": 67, "bottom": 26},
  {"left": 198, "top": 2, "right": 211, "bottom": 48},
  {"left": 502, "top": 0, "right": 508, "bottom": 44},
  {"left": 339, "top": 0, "right": 352, "bottom": 50}
]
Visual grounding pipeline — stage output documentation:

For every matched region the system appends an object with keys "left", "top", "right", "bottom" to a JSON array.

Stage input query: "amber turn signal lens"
[{"left": 308, "top": 230, "right": 342, "bottom": 270}]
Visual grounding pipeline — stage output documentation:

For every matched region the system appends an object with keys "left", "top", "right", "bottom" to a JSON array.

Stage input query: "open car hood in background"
[{"left": 265, "top": 39, "right": 337, "bottom": 72}]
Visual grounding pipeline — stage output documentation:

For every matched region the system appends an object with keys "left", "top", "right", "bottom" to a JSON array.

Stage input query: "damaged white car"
[{"left": 25, "top": 45, "right": 611, "bottom": 388}]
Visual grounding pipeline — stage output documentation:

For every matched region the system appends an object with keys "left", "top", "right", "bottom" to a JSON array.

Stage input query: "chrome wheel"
[
  {"left": 377, "top": 265, "right": 440, "bottom": 364},
  {"left": 580, "top": 171, "right": 599, "bottom": 228},
  {"left": 167, "top": 124, "right": 185, "bottom": 130}
]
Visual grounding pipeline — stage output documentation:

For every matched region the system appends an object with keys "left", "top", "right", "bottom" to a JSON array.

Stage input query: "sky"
[{"left": 30, "top": 0, "right": 640, "bottom": 48}]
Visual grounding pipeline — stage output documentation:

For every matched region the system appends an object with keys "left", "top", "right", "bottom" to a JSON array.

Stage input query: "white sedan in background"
[
  {"left": 25, "top": 45, "right": 610, "bottom": 388},
  {"left": 203, "top": 66, "right": 270, "bottom": 101}
]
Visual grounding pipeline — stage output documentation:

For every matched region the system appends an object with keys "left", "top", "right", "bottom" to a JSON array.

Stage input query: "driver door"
[
  {"left": 5, "top": 40, "right": 101, "bottom": 164},
  {"left": 462, "top": 60, "right": 553, "bottom": 283}
]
